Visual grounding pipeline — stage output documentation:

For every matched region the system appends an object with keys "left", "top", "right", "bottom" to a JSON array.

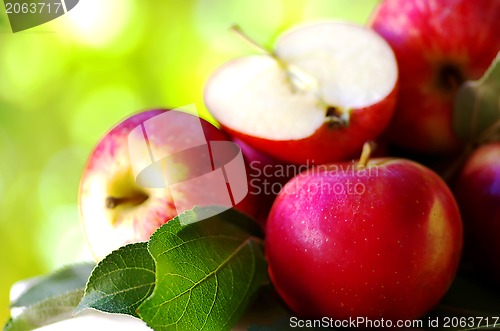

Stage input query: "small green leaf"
[
  {"left": 11, "top": 262, "right": 95, "bottom": 308},
  {"left": 76, "top": 242, "right": 155, "bottom": 317},
  {"left": 4, "top": 289, "right": 84, "bottom": 331},
  {"left": 454, "top": 52, "right": 500, "bottom": 143},
  {"left": 137, "top": 207, "right": 268, "bottom": 331}
]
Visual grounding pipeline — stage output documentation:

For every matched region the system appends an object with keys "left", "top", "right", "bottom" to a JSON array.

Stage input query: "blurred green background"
[{"left": 0, "top": 0, "right": 378, "bottom": 325}]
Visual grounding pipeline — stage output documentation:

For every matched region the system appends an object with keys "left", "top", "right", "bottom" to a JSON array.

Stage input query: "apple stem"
[
  {"left": 106, "top": 194, "right": 148, "bottom": 209},
  {"left": 478, "top": 119, "right": 500, "bottom": 144},
  {"left": 358, "top": 141, "right": 375, "bottom": 169},
  {"left": 229, "top": 24, "right": 273, "bottom": 56}
]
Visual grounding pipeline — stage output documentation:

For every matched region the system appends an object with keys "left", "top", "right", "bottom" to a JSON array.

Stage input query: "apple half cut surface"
[{"left": 205, "top": 21, "right": 398, "bottom": 164}]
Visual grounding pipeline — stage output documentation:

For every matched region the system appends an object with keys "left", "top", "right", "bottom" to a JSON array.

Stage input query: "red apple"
[
  {"left": 455, "top": 143, "right": 500, "bottom": 277},
  {"left": 370, "top": 0, "right": 500, "bottom": 154},
  {"left": 79, "top": 109, "right": 255, "bottom": 260},
  {"left": 265, "top": 147, "right": 463, "bottom": 320},
  {"left": 205, "top": 21, "right": 398, "bottom": 164}
]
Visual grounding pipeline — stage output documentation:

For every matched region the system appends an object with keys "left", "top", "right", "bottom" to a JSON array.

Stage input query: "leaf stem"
[
  {"left": 443, "top": 119, "right": 500, "bottom": 183},
  {"left": 478, "top": 119, "right": 500, "bottom": 144}
]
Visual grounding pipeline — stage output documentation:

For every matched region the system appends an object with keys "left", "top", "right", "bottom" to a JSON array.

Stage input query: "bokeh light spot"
[{"left": 58, "top": 0, "right": 133, "bottom": 47}]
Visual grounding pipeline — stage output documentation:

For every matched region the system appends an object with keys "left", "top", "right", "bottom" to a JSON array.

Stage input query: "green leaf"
[
  {"left": 4, "top": 289, "right": 84, "bottom": 331},
  {"left": 454, "top": 52, "right": 500, "bottom": 143},
  {"left": 76, "top": 242, "right": 155, "bottom": 317},
  {"left": 137, "top": 206, "right": 268, "bottom": 331},
  {"left": 11, "top": 262, "right": 95, "bottom": 308}
]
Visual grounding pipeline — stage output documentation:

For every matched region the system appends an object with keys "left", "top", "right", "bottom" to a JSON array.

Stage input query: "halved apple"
[{"left": 204, "top": 21, "right": 398, "bottom": 164}]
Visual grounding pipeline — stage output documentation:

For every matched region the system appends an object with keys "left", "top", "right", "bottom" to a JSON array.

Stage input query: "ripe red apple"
[
  {"left": 454, "top": 143, "right": 500, "bottom": 277},
  {"left": 79, "top": 109, "right": 256, "bottom": 260},
  {"left": 265, "top": 147, "right": 463, "bottom": 320},
  {"left": 370, "top": 0, "right": 500, "bottom": 154},
  {"left": 204, "top": 21, "right": 398, "bottom": 164}
]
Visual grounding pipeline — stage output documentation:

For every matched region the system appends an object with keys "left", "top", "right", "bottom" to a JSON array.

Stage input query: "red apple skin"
[
  {"left": 80, "top": 109, "right": 257, "bottom": 259},
  {"left": 234, "top": 138, "right": 388, "bottom": 225},
  {"left": 222, "top": 87, "right": 397, "bottom": 165},
  {"left": 266, "top": 158, "right": 462, "bottom": 320},
  {"left": 455, "top": 143, "right": 500, "bottom": 277},
  {"left": 371, "top": 0, "right": 500, "bottom": 154}
]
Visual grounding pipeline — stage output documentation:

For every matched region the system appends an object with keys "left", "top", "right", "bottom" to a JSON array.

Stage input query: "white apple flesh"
[{"left": 205, "top": 21, "right": 398, "bottom": 164}]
